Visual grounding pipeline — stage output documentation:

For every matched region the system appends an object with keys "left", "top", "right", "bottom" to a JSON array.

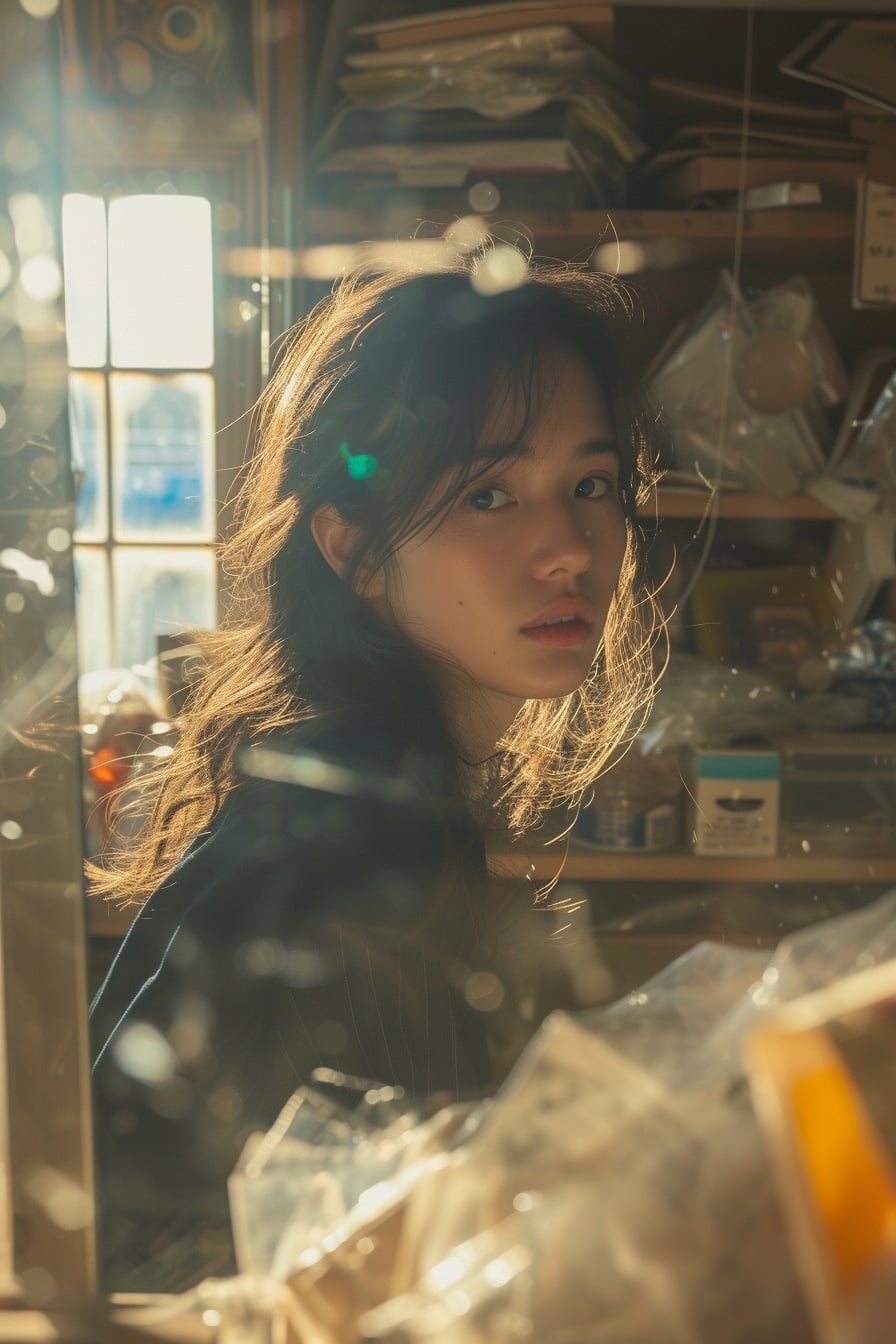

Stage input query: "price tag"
[{"left": 854, "top": 177, "right": 896, "bottom": 308}]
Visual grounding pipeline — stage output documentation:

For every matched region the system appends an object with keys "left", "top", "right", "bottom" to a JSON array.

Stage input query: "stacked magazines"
[{"left": 310, "top": 2, "right": 647, "bottom": 215}]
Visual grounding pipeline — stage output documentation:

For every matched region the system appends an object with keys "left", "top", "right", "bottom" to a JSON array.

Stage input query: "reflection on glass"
[
  {"left": 108, "top": 195, "right": 214, "bottom": 370},
  {"left": 73, "top": 546, "right": 112, "bottom": 675},
  {"left": 69, "top": 371, "right": 108, "bottom": 542},
  {"left": 110, "top": 372, "right": 216, "bottom": 542},
  {"left": 61, "top": 193, "right": 107, "bottom": 367},
  {"left": 112, "top": 546, "right": 216, "bottom": 671}
]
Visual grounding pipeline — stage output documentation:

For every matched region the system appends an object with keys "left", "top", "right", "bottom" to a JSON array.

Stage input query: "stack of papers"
[
  {"left": 632, "top": 74, "right": 865, "bottom": 210},
  {"left": 310, "top": 3, "right": 646, "bottom": 215}
]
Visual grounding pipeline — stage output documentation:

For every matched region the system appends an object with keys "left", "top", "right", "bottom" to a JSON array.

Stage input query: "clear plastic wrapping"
[
  {"left": 651, "top": 271, "right": 846, "bottom": 496},
  {"left": 228, "top": 893, "right": 896, "bottom": 1344}
]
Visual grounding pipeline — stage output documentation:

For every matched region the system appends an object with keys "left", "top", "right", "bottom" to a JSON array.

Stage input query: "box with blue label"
[{"left": 690, "top": 749, "right": 780, "bottom": 857}]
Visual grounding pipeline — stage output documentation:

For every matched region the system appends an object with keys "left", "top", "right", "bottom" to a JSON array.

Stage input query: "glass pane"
[
  {"left": 112, "top": 546, "right": 216, "bottom": 671},
  {"left": 61, "top": 193, "right": 108, "bottom": 367},
  {"left": 110, "top": 372, "right": 216, "bottom": 542},
  {"left": 73, "top": 546, "right": 112, "bottom": 675},
  {"left": 108, "top": 195, "right": 214, "bottom": 370},
  {"left": 69, "top": 371, "right": 108, "bottom": 542}
]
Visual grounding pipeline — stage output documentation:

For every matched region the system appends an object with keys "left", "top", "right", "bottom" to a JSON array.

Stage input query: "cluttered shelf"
[
  {"left": 307, "top": 6, "right": 895, "bottom": 266},
  {"left": 303, "top": 207, "right": 858, "bottom": 264},
  {"left": 487, "top": 842, "right": 896, "bottom": 885},
  {"left": 85, "top": 845, "right": 896, "bottom": 942}
]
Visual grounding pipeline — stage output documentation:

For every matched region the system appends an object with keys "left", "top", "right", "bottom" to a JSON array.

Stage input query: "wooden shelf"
[
  {"left": 642, "top": 488, "right": 841, "bottom": 520},
  {"left": 91, "top": 836, "right": 896, "bottom": 938},
  {"left": 488, "top": 843, "right": 896, "bottom": 885},
  {"left": 89, "top": 850, "right": 896, "bottom": 940},
  {"left": 304, "top": 208, "right": 856, "bottom": 265}
]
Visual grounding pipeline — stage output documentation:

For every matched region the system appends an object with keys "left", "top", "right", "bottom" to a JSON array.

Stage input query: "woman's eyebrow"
[
  {"left": 472, "top": 437, "right": 620, "bottom": 462},
  {"left": 576, "top": 438, "right": 621, "bottom": 459}
]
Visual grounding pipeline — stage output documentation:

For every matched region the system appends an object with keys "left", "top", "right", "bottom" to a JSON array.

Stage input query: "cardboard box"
[{"left": 690, "top": 749, "right": 780, "bottom": 857}]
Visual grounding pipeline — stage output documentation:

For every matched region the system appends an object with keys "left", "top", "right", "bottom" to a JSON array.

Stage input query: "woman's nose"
[{"left": 530, "top": 504, "right": 593, "bottom": 578}]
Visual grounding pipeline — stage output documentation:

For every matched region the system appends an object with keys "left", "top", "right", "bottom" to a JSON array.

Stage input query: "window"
[{"left": 63, "top": 192, "right": 218, "bottom": 675}]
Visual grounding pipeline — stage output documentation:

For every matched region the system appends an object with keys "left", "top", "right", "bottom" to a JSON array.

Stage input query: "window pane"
[
  {"left": 69, "top": 372, "right": 108, "bottom": 542},
  {"left": 112, "top": 546, "right": 216, "bottom": 671},
  {"left": 73, "top": 546, "right": 112, "bottom": 675},
  {"left": 108, "top": 195, "right": 214, "bottom": 369},
  {"left": 110, "top": 372, "right": 216, "bottom": 542},
  {"left": 62, "top": 194, "right": 108, "bottom": 368}
]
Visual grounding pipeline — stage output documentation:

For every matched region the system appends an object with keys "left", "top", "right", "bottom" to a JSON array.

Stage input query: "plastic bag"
[
  {"left": 651, "top": 271, "right": 845, "bottom": 496},
  {"left": 229, "top": 893, "right": 896, "bottom": 1344}
]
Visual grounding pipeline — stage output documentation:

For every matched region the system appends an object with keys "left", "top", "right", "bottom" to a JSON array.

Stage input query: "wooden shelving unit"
[
  {"left": 488, "top": 842, "right": 896, "bottom": 886},
  {"left": 304, "top": 207, "right": 858, "bottom": 264},
  {"left": 89, "top": 842, "right": 896, "bottom": 940}
]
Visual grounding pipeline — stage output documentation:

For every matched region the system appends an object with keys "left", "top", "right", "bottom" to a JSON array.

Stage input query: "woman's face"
[{"left": 377, "top": 344, "right": 629, "bottom": 751}]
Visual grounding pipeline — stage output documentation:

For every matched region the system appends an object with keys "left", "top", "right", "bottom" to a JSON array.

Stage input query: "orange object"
[
  {"left": 787, "top": 1030, "right": 896, "bottom": 1297},
  {"left": 88, "top": 739, "right": 133, "bottom": 790}
]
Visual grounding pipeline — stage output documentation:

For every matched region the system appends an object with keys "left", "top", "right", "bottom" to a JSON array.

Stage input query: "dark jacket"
[{"left": 90, "top": 719, "right": 492, "bottom": 1292}]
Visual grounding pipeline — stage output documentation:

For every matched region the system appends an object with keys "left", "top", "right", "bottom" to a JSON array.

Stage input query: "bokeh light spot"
[
  {"left": 463, "top": 970, "right": 505, "bottom": 1012},
  {"left": 112, "top": 1020, "right": 177, "bottom": 1086},
  {"left": 20, "top": 254, "right": 62, "bottom": 301},
  {"left": 26, "top": 1167, "right": 93, "bottom": 1230},
  {"left": 468, "top": 180, "right": 500, "bottom": 213},
  {"left": 47, "top": 526, "right": 70, "bottom": 552},
  {"left": 470, "top": 246, "right": 528, "bottom": 296},
  {"left": 19, "top": 0, "right": 60, "bottom": 17}
]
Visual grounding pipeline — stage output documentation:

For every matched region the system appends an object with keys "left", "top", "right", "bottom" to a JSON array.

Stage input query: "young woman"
[{"left": 89, "top": 256, "right": 660, "bottom": 1291}]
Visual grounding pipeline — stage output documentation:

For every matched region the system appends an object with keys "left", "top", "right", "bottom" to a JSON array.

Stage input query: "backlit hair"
[{"left": 90, "top": 254, "right": 663, "bottom": 907}]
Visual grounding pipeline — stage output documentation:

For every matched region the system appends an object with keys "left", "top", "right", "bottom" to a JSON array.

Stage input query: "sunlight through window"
[
  {"left": 62, "top": 194, "right": 107, "bottom": 368},
  {"left": 110, "top": 372, "right": 216, "bottom": 542},
  {"left": 63, "top": 189, "right": 218, "bottom": 669},
  {"left": 108, "top": 195, "right": 214, "bottom": 370},
  {"left": 113, "top": 547, "right": 217, "bottom": 671}
]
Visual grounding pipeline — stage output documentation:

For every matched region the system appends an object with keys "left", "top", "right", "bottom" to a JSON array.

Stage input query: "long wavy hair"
[{"left": 91, "top": 257, "right": 663, "bottom": 908}]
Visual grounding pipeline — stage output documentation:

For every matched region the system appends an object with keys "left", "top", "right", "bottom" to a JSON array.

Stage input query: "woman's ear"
[{"left": 310, "top": 505, "right": 384, "bottom": 597}]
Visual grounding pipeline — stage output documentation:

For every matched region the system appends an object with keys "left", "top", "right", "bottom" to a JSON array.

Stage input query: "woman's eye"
[
  {"left": 468, "top": 486, "right": 511, "bottom": 511},
  {"left": 575, "top": 473, "right": 614, "bottom": 500}
]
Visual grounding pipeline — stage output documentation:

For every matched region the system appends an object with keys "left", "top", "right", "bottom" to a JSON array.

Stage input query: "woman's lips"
[
  {"left": 520, "top": 596, "right": 596, "bottom": 645},
  {"left": 520, "top": 619, "right": 592, "bottom": 646}
]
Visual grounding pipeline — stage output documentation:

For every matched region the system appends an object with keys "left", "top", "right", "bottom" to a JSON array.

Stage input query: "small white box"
[{"left": 690, "top": 749, "right": 780, "bottom": 857}]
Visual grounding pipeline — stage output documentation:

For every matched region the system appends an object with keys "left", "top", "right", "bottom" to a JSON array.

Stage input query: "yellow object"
[
  {"left": 747, "top": 961, "right": 896, "bottom": 1341},
  {"left": 787, "top": 1030, "right": 896, "bottom": 1296}
]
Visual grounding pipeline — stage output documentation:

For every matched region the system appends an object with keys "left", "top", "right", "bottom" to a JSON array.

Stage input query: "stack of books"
[
  {"left": 630, "top": 76, "right": 866, "bottom": 211},
  {"left": 630, "top": 16, "right": 896, "bottom": 213},
  {"left": 310, "top": 2, "right": 647, "bottom": 215}
]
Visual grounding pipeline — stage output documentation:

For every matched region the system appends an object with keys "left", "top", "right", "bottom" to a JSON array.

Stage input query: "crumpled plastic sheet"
[
  {"left": 835, "top": 370, "right": 896, "bottom": 492},
  {"left": 228, "top": 891, "right": 896, "bottom": 1344},
  {"left": 636, "top": 652, "right": 870, "bottom": 760}
]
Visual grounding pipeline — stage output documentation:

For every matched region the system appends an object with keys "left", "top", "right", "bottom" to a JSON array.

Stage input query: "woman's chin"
[{"left": 511, "top": 670, "right": 593, "bottom": 702}]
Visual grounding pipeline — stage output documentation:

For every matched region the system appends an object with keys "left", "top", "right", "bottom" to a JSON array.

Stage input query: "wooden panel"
[
  {"left": 488, "top": 843, "right": 896, "bottom": 885},
  {"left": 304, "top": 207, "right": 856, "bottom": 262}
]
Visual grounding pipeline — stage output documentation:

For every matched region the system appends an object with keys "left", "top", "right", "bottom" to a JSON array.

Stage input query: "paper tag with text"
[{"left": 854, "top": 178, "right": 896, "bottom": 308}]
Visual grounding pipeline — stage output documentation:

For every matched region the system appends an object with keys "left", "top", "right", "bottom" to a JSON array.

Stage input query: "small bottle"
[{"left": 576, "top": 753, "right": 681, "bottom": 852}]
